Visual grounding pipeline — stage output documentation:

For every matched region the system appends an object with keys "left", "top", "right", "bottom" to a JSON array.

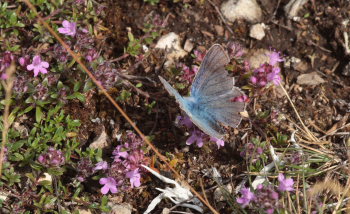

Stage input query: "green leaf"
[
  {"left": 73, "top": 81, "right": 81, "bottom": 92},
  {"left": 74, "top": 92, "right": 86, "bottom": 102},
  {"left": 9, "top": 153, "right": 24, "bottom": 161},
  {"left": 36, "top": 106, "right": 43, "bottom": 123},
  {"left": 9, "top": 140, "right": 25, "bottom": 151},
  {"left": 20, "top": 105, "right": 34, "bottom": 116}
]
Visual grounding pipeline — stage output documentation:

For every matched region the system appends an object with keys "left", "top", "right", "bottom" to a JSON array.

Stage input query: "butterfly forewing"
[
  {"left": 191, "top": 44, "right": 230, "bottom": 98},
  {"left": 190, "top": 44, "right": 246, "bottom": 128}
]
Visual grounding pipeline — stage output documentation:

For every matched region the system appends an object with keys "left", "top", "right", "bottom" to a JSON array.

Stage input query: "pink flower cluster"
[
  {"left": 182, "top": 64, "right": 199, "bottom": 83},
  {"left": 237, "top": 173, "right": 294, "bottom": 213},
  {"left": 96, "top": 131, "right": 149, "bottom": 194},
  {"left": 250, "top": 50, "right": 283, "bottom": 87},
  {"left": 38, "top": 147, "right": 65, "bottom": 167}
]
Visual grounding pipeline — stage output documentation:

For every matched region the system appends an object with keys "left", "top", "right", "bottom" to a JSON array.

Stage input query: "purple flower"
[
  {"left": 181, "top": 64, "right": 198, "bottom": 83},
  {"left": 232, "top": 95, "right": 249, "bottom": 103},
  {"left": 186, "top": 129, "right": 205, "bottom": 147},
  {"left": 176, "top": 115, "right": 193, "bottom": 129},
  {"left": 94, "top": 161, "right": 108, "bottom": 171},
  {"left": 27, "top": 55, "right": 49, "bottom": 77},
  {"left": 240, "top": 142, "right": 264, "bottom": 163},
  {"left": 33, "top": 83, "right": 49, "bottom": 100},
  {"left": 236, "top": 187, "right": 255, "bottom": 208},
  {"left": 58, "top": 20, "right": 77, "bottom": 36},
  {"left": 113, "top": 145, "right": 129, "bottom": 161},
  {"left": 194, "top": 50, "right": 205, "bottom": 62},
  {"left": 227, "top": 41, "right": 244, "bottom": 59},
  {"left": 76, "top": 158, "right": 94, "bottom": 182},
  {"left": 267, "top": 67, "right": 281, "bottom": 85},
  {"left": 0, "top": 51, "right": 15, "bottom": 72},
  {"left": 38, "top": 147, "right": 65, "bottom": 167},
  {"left": 278, "top": 173, "right": 294, "bottom": 192},
  {"left": 126, "top": 168, "right": 141, "bottom": 188},
  {"left": 210, "top": 137, "right": 225, "bottom": 148},
  {"left": 255, "top": 184, "right": 279, "bottom": 213},
  {"left": 99, "top": 177, "right": 118, "bottom": 194},
  {"left": 85, "top": 49, "right": 99, "bottom": 62},
  {"left": 13, "top": 75, "right": 29, "bottom": 95},
  {"left": 18, "top": 55, "right": 30, "bottom": 67},
  {"left": 267, "top": 50, "right": 284, "bottom": 66},
  {"left": 94, "top": 62, "right": 119, "bottom": 89}
]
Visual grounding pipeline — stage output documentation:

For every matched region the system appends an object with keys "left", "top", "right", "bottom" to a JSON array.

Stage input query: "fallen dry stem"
[
  {"left": 279, "top": 83, "right": 319, "bottom": 142},
  {"left": 0, "top": 64, "right": 15, "bottom": 177},
  {"left": 22, "top": 1, "right": 219, "bottom": 213}
]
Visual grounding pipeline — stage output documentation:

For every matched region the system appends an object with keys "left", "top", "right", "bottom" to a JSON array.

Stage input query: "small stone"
[
  {"left": 284, "top": 0, "right": 308, "bottom": 19},
  {"left": 89, "top": 130, "right": 110, "bottom": 149},
  {"left": 13, "top": 122, "right": 28, "bottom": 137},
  {"left": 221, "top": 0, "right": 262, "bottom": 23},
  {"left": 214, "top": 184, "right": 233, "bottom": 201},
  {"left": 75, "top": 209, "right": 92, "bottom": 214},
  {"left": 214, "top": 25, "right": 224, "bottom": 36},
  {"left": 0, "top": 191, "right": 9, "bottom": 201},
  {"left": 162, "top": 208, "right": 170, "bottom": 214},
  {"left": 296, "top": 72, "right": 326, "bottom": 86},
  {"left": 294, "top": 61, "right": 309, "bottom": 72},
  {"left": 249, "top": 23, "right": 266, "bottom": 40},
  {"left": 155, "top": 32, "right": 187, "bottom": 68},
  {"left": 246, "top": 49, "right": 270, "bottom": 69},
  {"left": 184, "top": 39, "right": 194, "bottom": 52},
  {"left": 38, "top": 173, "right": 52, "bottom": 184},
  {"left": 109, "top": 203, "right": 133, "bottom": 214},
  {"left": 342, "top": 61, "right": 350, "bottom": 76}
]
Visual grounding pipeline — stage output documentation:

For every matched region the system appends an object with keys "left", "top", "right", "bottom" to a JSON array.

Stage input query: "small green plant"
[
  {"left": 0, "top": 2, "right": 25, "bottom": 29},
  {"left": 126, "top": 32, "right": 142, "bottom": 56},
  {"left": 144, "top": 0, "right": 160, "bottom": 5}
]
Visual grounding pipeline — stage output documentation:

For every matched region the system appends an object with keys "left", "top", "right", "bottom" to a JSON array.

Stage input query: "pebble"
[{"left": 221, "top": 0, "right": 262, "bottom": 23}]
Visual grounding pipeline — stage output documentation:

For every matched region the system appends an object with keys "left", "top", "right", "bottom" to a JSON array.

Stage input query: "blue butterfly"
[{"left": 159, "top": 44, "right": 246, "bottom": 139}]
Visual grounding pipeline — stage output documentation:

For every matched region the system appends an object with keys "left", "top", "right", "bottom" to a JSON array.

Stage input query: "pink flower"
[
  {"left": 210, "top": 137, "right": 225, "bottom": 148},
  {"left": 232, "top": 95, "right": 249, "bottom": 103},
  {"left": 126, "top": 168, "right": 141, "bottom": 188},
  {"left": 58, "top": 20, "right": 77, "bottom": 36},
  {"left": 227, "top": 41, "right": 244, "bottom": 59},
  {"left": 27, "top": 55, "right": 49, "bottom": 77},
  {"left": 94, "top": 161, "right": 108, "bottom": 171},
  {"left": 267, "top": 67, "right": 281, "bottom": 85},
  {"left": 99, "top": 177, "right": 118, "bottom": 194},
  {"left": 278, "top": 173, "right": 294, "bottom": 192},
  {"left": 113, "top": 145, "right": 129, "bottom": 161},
  {"left": 176, "top": 115, "right": 193, "bottom": 129},
  {"left": 267, "top": 51, "right": 283, "bottom": 66},
  {"left": 18, "top": 55, "right": 30, "bottom": 67},
  {"left": 186, "top": 129, "right": 205, "bottom": 147},
  {"left": 237, "top": 187, "right": 255, "bottom": 208},
  {"left": 194, "top": 50, "right": 205, "bottom": 62}
]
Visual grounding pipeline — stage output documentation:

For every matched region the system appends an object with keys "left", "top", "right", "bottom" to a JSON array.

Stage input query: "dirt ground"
[{"left": 64, "top": 0, "right": 350, "bottom": 212}]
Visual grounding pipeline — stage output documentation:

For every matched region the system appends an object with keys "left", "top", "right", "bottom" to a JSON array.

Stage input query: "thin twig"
[{"left": 0, "top": 64, "right": 15, "bottom": 176}]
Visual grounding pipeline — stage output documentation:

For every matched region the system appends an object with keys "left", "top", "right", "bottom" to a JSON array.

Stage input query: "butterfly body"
[{"left": 159, "top": 44, "right": 245, "bottom": 139}]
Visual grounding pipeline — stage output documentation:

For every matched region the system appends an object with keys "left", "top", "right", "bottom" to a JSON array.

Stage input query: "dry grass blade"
[
  {"left": 0, "top": 64, "right": 15, "bottom": 176},
  {"left": 279, "top": 83, "right": 319, "bottom": 142},
  {"left": 22, "top": 1, "right": 219, "bottom": 213}
]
